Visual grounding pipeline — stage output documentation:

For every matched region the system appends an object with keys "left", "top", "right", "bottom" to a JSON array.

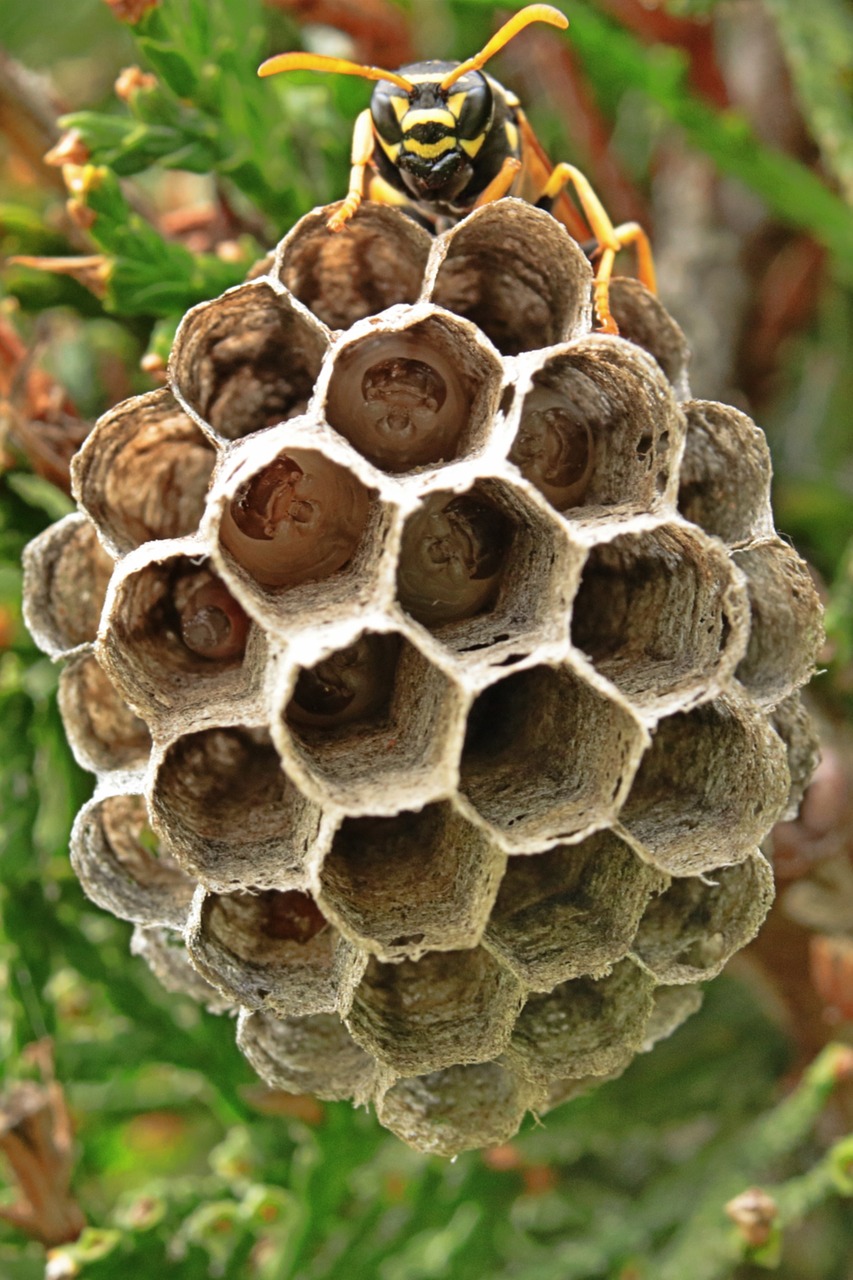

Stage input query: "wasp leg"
[
  {"left": 471, "top": 155, "right": 523, "bottom": 210},
  {"left": 538, "top": 163, "right": 656, "bottom": 334},
  {"left": 328, "top": 109, "right": 376, "bottom": 233}
]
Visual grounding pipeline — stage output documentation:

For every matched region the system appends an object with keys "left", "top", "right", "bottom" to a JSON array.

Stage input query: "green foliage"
[{"left": 764, "top": 0, "right": 853, "bottom": 205}]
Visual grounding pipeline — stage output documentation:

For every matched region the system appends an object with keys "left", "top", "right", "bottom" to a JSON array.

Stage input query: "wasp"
[{"left": 259, "top": 4, "right": 655, "bottom": 334}]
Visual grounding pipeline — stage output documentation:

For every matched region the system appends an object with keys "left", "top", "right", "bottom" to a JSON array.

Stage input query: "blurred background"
[{"left": 0, "top": 0, "right": 852, "bottom": 1275}]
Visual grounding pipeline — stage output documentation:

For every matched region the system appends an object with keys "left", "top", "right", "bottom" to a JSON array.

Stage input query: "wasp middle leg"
[{"left": 538, "top": 162, "right": 657, "bottom": 334}]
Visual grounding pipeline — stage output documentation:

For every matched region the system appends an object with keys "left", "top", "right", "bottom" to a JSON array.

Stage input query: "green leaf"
[{"left": 764, "top": 0, "right": 853, "bottom": 205}]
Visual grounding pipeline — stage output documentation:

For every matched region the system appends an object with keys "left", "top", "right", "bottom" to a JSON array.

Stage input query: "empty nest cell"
[
  {"left": 71, "top": 792, "right": 195, "bottom": 930},
  {"left": 323, "top": 309, "right": 500, "bottom": 473},
  {"left": 377, "top": 1061, "right": 536, "bottom": 1158},
  {"left": 131, "top": 924, "right": 233, "bottom": 1014},
  {"left": 771, "top": 693, "right": 821, "bottom": 822},
  {"left": 619, "top": 694, "right": 791, "bottom": 875},
  {"left": 171, "top": 281, "right": 328, "bottom": 441},
  {"left": 72, "top": 387, "right": 217, "bottom": 556},
  {"left": 678, "top": 401, "right": 772, "bottom": 546},
  {"left": 632, "top": 850, "right": 774, "bottom": 983},
  {"left": 484, "top": 830, "right": 667, "bottom": 990},
  {"left": 279, "top": 632, "right": 463, "bottom": 811},
  {"left": 22, "top": 514, "right": 113, "bottom": 657},
  {"left": 733, "top": 540, "right": 823, "bottom": 708},
  {"left": 459, "top": 663, "right": 647, "bottom": 850},
  {"left": 508, "top": 958, "right": 657, "bottom": 1086},
  {"left": 187, "top": 887, "right": 360, "bottom": 1017},
  {"left": 216, "top": 439, "right": 375, "bottom": 603},
  {"left": 569, "top": 522, "right": 747, "bottom": 709},
  {"left": 427, "top": 199, "right": 592, "bottom": 355},
  {"left": 59, "top": 652, "right": 150, "bottom": 775},
  {"left": 150, "top": 725, "right": 320, "bottom": 892},
  {"left": 510, "top": 339, "right": 682, "bottom": 519},
  {"left": 276, "top": 202, "right": 431, "bottom": 332},
  {"left": 346, "top": 947, "right": 524, "bottom": 1077},
  {"left": 317, "top": 803, "right": 505, "bottom": 962},
  {"left": 237, "top": 1008, "right": 378, "bottom": 1102},
  {"left": 98, "top": 553, "right": 256, "bottom": 726}
]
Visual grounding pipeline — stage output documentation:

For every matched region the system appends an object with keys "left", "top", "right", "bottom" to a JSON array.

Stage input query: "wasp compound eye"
[
  {"left": 510, "top": 387, "right": 595, "bottom": 510},
  {"left": 397, "top": 491, "right": 514, "bottom": 627},
  {"left": 326, "top": 333, "right": 471, "bottom": 472},
  {"left": 179, "top": 579, "right": 250, "bottom": 661},
  {"left": 287, "top": 633, "right": 399, "bottom": 728},
  {"left": 219, "top": 450, "right": 370, "bottom": 588}
]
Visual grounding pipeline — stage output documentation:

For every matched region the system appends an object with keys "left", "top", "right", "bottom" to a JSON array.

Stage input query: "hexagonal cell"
[
  {"left": 396, "top": 479, "right": 580, "bottom": 660},
  {"left": 58, "top": 652, "right": 151, "bottom": 774},
  {"left": 426, "top": 199, "right": 593, "bottom": 355},
  {"left": 186, "top": 887, "right": 363, "bottom": 1018},
  {"left": 569, "top": 522, "right": 748, "bottom": 712},
  {"left": 540, "top": 1071, "right": 622, "bottom": 1113},
  {"left": 98, "top": 553, "right": 259, "bottom": 727},
  {"left": 733, "top": 540, "right": 823, "bottom": 708},
  {"left": 279, "top": 632, "right": 463, "bottom": 811},
  {"left": 484, "top": 830, "right": 667, "bottom": 991},
  {"left": 317, "top": 803, "right": 506, "bottom": 963},
  {"left": 72, "top": 387, "right": 217, "bottom": 556},
  {"left": 642, "top": 984, "right": 703, "bottom": 1050},
  {"left": 237, "top": 1008, "right": 378, "bottom": 1103},
  {"left": 507, "top": 339, "right": 683, "bottom": 519},
  {"left": 459, "top": 664, "right": 648, "bottom": 851},
  {"left": 215, "top": 437, "right": 377, "bottom": 612},
  {"left": 150, "top": 725, "right": 322, "bottom": 893},
  {"left": 678, "top": 401, "right": 773, "bottom": 546},
  {"left": 324, "top": 310, "right": 501, "bottom": 474},
  {"left": 170, "top": 281, "right": 328, "bottom": 442},
  {"left": 770, "top": 693, "right": 820, "bottom": 822},
  {"left": 632, "top": 850, "right": 774, "bottom": 983},
  {"left": 619, "top": 695, "right": 790, "bottom": 875},
  {"left": 507, "top": 958, "right": 656, "bottom": 1086},
  {"left": 346, "top": 947, "right": 524, "bottom": 1076},
  {"left": 276, "top": 203, "right": 431, "bottom": 331},
  {"left": 131, "top": 924, "right": 233, "bottom": 1014},
  {"left": 377, "top": 1061, "right": 537, "bottom": 1156},
  {"left": 22, "top": 514, "right": 113, "bottom": 657},
  {"left": 608, "top": 277, "right": 690, "bottom": 394},
  {"left": 71, "top": 792, "right": 195, "bottom": 929}
]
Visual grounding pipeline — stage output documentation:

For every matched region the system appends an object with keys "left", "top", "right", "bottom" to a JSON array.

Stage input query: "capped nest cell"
[{"left": 23, "top": 197, "right": 823, "bottom": 1156}]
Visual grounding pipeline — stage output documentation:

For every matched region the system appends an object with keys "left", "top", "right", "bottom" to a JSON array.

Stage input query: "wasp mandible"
[{"left": 259, "top": 4, "right": 655, "bottom": 334}]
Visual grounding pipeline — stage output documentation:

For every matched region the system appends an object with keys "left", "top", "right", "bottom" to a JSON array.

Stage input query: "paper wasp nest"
[{"left": 24, "top": 200, "right": 823, "bottom": 1155}]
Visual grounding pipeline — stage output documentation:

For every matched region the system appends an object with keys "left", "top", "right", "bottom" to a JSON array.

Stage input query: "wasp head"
[{"left": 371, "top": 64, "right": 494, "bottom": 202}]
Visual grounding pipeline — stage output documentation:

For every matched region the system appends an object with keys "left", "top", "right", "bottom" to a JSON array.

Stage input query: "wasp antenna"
[
  {"left": 258, "top": 51, "right": 414, "bottom": 93},
  {"left": 439, "top": 4, "right": 568, "bottom": 91}
]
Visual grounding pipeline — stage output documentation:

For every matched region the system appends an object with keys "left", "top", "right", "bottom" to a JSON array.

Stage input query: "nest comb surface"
[{"left": 24, "top": 199, "right": 823, "bottom": 1156}]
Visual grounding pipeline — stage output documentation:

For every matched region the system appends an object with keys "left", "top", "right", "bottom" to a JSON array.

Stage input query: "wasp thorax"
[
  {"left": 511, "top": 387, "right": 594, "bottom": 510},
  {"left": 325, "top": 333, "right": 470, "bottom": 472},
  {"left": 218, "top": 450, "right": 370, "bottom": 588},
  {"left": 397, "top": 491, "right": 513, "bottom": 626},
  {"left": 288, "top": 633, "right": 398, "bottom": 728},
  {"left": 179, "top": 578, "right": 250, "bottom": 661}
]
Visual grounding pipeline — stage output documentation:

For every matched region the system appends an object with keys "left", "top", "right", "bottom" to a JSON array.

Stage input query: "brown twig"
[
  {"left": 0, "top": 1041, "right": 85, "bottom": 1248},
  {"left": 0, "top": 48, "right": 65, "bottom": 191}
]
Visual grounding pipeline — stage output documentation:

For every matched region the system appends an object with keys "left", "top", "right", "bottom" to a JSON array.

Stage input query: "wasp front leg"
[
  {"left": 538, "top": 162, "right": 657, "bottom": 335},
  {"left": 327, "top": 108, "right": 376, "bottom": 233}
]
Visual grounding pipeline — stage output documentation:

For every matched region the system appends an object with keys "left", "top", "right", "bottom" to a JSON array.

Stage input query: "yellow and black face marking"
[
  {"left": 258, "top": 3, "right": 658, "bottom": 333},
  {"left": 369, "top": 65, "right": 495, "bottom": 202}
]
